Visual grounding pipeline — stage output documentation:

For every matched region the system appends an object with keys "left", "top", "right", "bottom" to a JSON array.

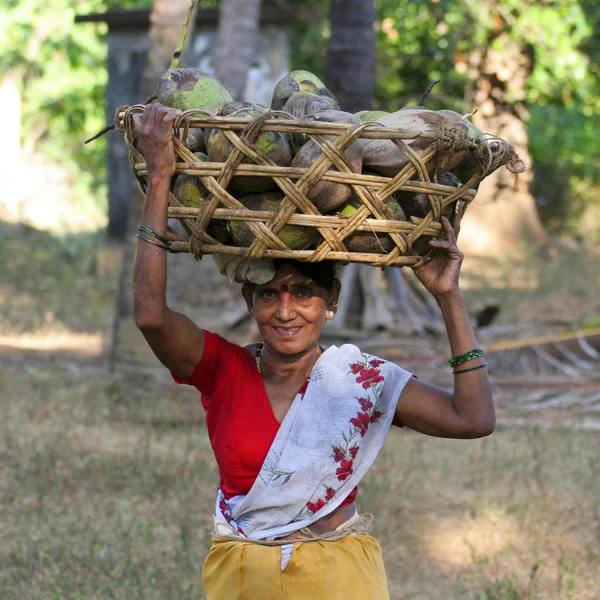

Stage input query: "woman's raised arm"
[
  {"left": 394, "top": 205, "right": 495, "bottom": 438},
  {"left": 131, "top": 103, "right": 205, "bottom": 379}
]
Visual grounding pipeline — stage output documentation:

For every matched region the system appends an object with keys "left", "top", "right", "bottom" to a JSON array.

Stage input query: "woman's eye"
[
  {"left": 258, "top": 289, "right": 275, "bottom": 299},
  {"left": 294, "top": 287, "right": 312, "bottom": 299}
]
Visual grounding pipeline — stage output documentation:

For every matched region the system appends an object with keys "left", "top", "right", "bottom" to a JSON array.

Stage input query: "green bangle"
[
  {"left": 138, "top": 224, "right": 170, "bottom": 245},
  {"left": 448, "top": 347, "right": 485, "bottom": 368},
  {"left": 136, "top": 234, "right": 171, "bottom": 252},
  {"left": 453, "top": 362, "right": 488, "bottom": 375}
]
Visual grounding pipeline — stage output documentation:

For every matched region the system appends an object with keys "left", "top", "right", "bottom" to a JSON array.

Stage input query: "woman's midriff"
[{"left": 274, "top": 502, "right": 357, "bottom": 541}]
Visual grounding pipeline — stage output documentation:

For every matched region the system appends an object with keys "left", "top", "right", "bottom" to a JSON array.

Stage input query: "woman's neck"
[{"left": 260, "top": 343, "right": 321, "bottom": 381}]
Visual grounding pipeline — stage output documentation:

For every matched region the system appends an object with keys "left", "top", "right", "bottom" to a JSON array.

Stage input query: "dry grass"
[
  {"left": 1, "top": 223, "right": 599, "bottom": 598},
  {"left": 1, "top": 363, "right": 599, "bottom": 600}
]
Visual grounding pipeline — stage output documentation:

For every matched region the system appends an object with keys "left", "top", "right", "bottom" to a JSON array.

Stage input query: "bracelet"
[
  {"left": 448, "top": 347, "right": 485, "bottom": 368},
  {"left": 137, "top": 224, "right": 170, "bottom": 245},
  {"left": 453, "top": 362, "right": 488, "bottom": 375},
  {"left": 136, "top": 234, "right": 171, "bottom": 252}
]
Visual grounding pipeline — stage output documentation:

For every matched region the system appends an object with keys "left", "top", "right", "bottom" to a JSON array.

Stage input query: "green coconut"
[
  {"left": 230, "top": 192, "right": 321, "bottom": 250},
  {"left": 207, "top": 103, "right": 292, "bottom": 194},
  {"left": 271, "top": 70, "right": 339, "bottom": 112},
  {"left": 362, "top": 108, "right": 470, "bottom": 178},
  {"left": 290, "top": 110, "right": 364, "bottom": 212},
  {"left": 173, "top": 152, "right": 231, "bottom": 244},
  {"left": 184, "top": 127, "right": 206, "bottom": 153},
  {"left": 156, "top": 68, "right": 232, "bottom": 112},
  {"left": 357, "top": 110, "right": 390, "bottom": 122},
  {"left": 337, "top": 194, "right": 406, "bottom": 254}
]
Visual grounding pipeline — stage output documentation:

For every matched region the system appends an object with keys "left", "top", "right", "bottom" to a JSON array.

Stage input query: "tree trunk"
[
  {"left": 141, "top": 0, "right": 198, "bottom": 100},
  {"left": 323, "top": 0, "right": 436, "bottom": 334},
  {"left": 460, "top": 33, "right": 548, "bottom": 257},
  {"left": 214, "top": 0, "right": 262, "bottom": 100},
  {"left": 111, "top": 0, "right": 198, "bottom": 370},
  {"left": 324, "top": 0, "right": 375, "bottom": 113}
]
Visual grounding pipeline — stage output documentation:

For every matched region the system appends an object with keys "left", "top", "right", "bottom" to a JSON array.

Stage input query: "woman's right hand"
[{"left": 132, "top": 103, "right": 181, "bottom": 181}]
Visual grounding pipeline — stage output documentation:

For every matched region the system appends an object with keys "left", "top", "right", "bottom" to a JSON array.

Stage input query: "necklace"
[{"left": 255, "top": 344, "right": 263, "bottom": 372}]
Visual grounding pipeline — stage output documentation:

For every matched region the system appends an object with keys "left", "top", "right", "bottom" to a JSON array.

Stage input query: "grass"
[
  {"left": 1, "top": 222, "right": 599, "bottom": 598},
  {"left": 1, "top": 365, "right": 599, "bottom": 599}
]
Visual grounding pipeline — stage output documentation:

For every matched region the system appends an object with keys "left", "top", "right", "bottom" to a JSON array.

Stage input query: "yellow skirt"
[{"left": 202, "top": 533, "right": 390, "bottom": 599}]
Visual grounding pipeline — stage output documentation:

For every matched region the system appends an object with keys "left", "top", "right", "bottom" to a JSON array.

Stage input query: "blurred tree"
[
  {"left": 214, "top": 0, "right": 262, "bottom": 100},
  {"left": 324, "top": 0, "right": 375, "bottom": 113},
  {"left": 0, "top": 0, "right": 109, "bottom": 215}
]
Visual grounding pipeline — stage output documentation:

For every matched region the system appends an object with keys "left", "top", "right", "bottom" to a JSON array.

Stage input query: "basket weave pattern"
[{"left": 120, "top": 105, "right": 507, "bottom": 268}]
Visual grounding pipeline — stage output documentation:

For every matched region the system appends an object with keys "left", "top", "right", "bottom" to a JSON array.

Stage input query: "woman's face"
[{"left": 243, "top": 264, "right": 340, "bottom": 357}]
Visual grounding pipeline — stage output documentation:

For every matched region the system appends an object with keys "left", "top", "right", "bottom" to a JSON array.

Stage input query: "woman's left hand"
[{"left": 412, "top": 201, "right": 465, "bottom": 299}]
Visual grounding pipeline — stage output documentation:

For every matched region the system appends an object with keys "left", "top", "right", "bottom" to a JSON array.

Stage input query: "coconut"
[
  {"left": 156, "top": 68, "right": 232, "bottom": 112},
  {"left": 396, "top": 171, "right": 462, "bottom": 255},
  {"left": 207, "top": 103, "right": 292, "bottom": 194},
  {"left": 396, "top": 171, "right": 462, "bottom": 220},
  {"left": 271, "top": 70, "right": 339, "bottom": 112},
  {"left": 173, "top": 152, "right": 231, "bottom": 244},
  {"left": 362, "top": 108, "right": 470, "bottom": 178},
  {"left": 357, "top": 110, "right": 389, "bottom": 122},
  {"left": 282, "top": 92, "right": 338, "bottom": 119},
  {"left": 230, "top": 192, "right": 321, "bottom": 250},
  {"left": 290, "top": 110, "right": 364, "bottom": 213},
  {"left": 337, "top": 194, "right": 406, "bottom": 254},
  {"left": 184, "top": 127, "right": 206, "bottom": 153}
]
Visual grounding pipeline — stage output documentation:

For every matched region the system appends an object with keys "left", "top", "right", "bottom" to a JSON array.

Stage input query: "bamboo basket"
[{"left": 116, "top": 105, "right": 523, "bottom": 269}]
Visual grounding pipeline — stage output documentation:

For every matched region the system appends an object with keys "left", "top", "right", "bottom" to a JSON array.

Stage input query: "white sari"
[{"left": 213, "top": 343, "right": 412, "bottom": 544}]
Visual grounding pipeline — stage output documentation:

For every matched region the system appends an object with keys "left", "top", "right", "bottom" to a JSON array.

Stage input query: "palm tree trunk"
[
  {"left": 214, "top": 0, "right": 262, "bottom": 100},
  {"left": 324, "top": 0, "right": 375, "bottom": 113}
]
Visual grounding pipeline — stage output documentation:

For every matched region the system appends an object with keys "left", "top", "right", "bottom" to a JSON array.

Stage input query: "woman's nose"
[{"left": 276, "top": 293, "right": 295, "bottom": 320}]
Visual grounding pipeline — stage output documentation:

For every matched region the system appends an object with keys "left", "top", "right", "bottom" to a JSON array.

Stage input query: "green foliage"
[
  {"left": 295, "top": 0, "right": 600, "bottom": 237},
  {"left": 0, "top": 0, "right": 110, "bottom": 216}
]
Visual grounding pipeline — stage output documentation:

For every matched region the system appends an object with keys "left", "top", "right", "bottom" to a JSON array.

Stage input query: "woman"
[{"left": 132, "top": 103, "right": 495, "bottom": 599}]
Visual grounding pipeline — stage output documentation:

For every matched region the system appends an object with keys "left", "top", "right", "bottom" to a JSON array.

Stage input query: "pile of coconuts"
[
  {"left": 138, "top": 5, "right": 512, "bottom": 258},
  {"left": 163, "top": 67, "right": 494, "bottom": 256}
]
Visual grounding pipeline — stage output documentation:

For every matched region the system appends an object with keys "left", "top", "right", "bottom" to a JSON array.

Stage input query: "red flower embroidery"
[
  {"left": 369, "top": 359, "right": 385, "bottom": 367},
  {"left": 358, "top": 397, "right": 374, "bottom": 411},
  {"left": 325, "top": 487, "right": 336, "bottom": 501},
  {"left": 349, "top": 445, "right": 359, "bottom": 459},
  {"left": 356, "top": 368, "right": 384, "bottom": 389},
  {"left": 370, "top": 409, "right": 383, "bottom": 423},
  {"left": 349, "top": 362, "right": 363, "bottom": 375},
  {"left": 332, "top": 446, "right": 345, "bottom": 463},
  {"left": 307, "top": 498, "right": 326, "bottom": 514},
  {"left": 350, "top": 411, "right": 371, "bottom": 437},
  {"left": 336, "top": 459, "right": 354, "bottom": 481}
]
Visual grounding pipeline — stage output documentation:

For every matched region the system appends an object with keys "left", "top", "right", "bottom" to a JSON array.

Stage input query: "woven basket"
[{"left": 117, "top": 105, "right": 522, "bottom": 268}]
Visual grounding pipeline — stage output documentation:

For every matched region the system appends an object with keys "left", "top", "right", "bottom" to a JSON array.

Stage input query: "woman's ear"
[
  {"left": 326, "top": 279, "right": 341, "bottom": 317},
  {"left": 241, "top": 283, "right": 254, "bottom": 316}
]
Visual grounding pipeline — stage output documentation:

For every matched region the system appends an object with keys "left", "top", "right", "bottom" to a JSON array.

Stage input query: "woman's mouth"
[{"left": 272, "top": 326, "right": 303, "bottom": 337}]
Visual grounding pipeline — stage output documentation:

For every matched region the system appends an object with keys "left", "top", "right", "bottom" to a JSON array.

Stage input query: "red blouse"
[{"left": 171, "top": 331, "right": 359, "bottom": 505}]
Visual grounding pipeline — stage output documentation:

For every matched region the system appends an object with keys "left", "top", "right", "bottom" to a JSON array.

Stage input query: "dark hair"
[
  {"left": 272, "top": 259, "right": 337, "bottom": 291},
  {"left": 244, "top": 260, "right": 337, "bottom": 296}
]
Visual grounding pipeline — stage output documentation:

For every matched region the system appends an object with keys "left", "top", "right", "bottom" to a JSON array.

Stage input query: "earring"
[{"left": 328, "top": 311, "right": 334, "bottom": 318}]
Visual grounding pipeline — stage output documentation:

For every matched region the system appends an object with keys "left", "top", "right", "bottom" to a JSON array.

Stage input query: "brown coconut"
[
  {"left": 337, "top": 193, "right": 406, "bottom": 254},
  {"left": 230, "top": 192, "right": 321, "bottom": 250},
  {"left": 291, "top": 110, "right": 364, "bottom": 213},
  {"left": 396, "top": 171, "right": 462, "bottom": 256},
  {"left": 271, "top": 70, "right": 339, "bottom": 112},
  {"left": 282, "top": 92, "right": 338, "bottom": 119},
  {"left": 207, "top": 103, "right": 292, "bottom": 194},
  {"left": 362, "top": 108, "right": 470, "bottom": 178}
]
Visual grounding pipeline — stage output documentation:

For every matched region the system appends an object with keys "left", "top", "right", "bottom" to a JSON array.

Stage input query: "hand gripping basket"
[{"left": 117, "top": 105, "right": 522, "bottom": 269}]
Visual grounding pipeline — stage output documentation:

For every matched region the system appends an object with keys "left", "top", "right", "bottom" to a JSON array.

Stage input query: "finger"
[
  {"left": 142, "top": 102, "right": 157, "bottom": 127},
  {"left": 441, "top": 217, "right": 456, "bottom": 244}
]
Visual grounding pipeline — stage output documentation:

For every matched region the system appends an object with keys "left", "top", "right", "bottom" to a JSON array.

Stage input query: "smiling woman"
[{"left": 131, "top": 102, "right": 496, "bottom": 599}]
